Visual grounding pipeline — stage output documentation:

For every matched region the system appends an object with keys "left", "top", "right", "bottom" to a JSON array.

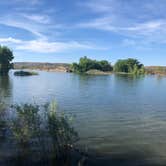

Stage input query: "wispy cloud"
[
  {"left": 78, "top": 0, "right": 166, "bottom": 45},
  {"left": 22, "top": 14, "right": 51, "bottom": 24},
  {"left": 1, "top": 0, "right": 166, "bottom": 63},
  {"left": 0, "top": 37, "right": 103, "bottom": 53},
  {"left": 0, "top": 4, "right": 101, "bottom": 54},
  {"left": 0, "top": 14, "right": 47, "bottom": 38},
  {"left": 80, "top": 18, "right": 165, "bottom": 34},
  {"left": 16, "top": 40, "right": 100, "bottom": 53},
  {"left": 0, "top": 0, "right": 41, "bottom": 8},
  {"left": 9, "top": 0, "right": 40, "bottom": 5},
  {"left": 0, "top": 37, "right": 22, "bottom": 44}
]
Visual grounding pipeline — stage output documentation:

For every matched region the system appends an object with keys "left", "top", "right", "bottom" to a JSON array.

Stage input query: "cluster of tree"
[
  {"left": 70, "top": 56, "right": 113, "bottom": 73},
  {"left": 0, "top": 45, "right": 145, "bottom": 75},
  {"left": 0, "top": 45, "right": 14, "bottom": 75},
  {"left": 70, "top": 57, "right": 145, "bottom": 75},
  {"left": 114, "top": 58, "right": 145, "bottom": 74}
]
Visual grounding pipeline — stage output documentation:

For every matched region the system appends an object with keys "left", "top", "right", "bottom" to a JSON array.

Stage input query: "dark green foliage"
[
  {"left": 14, "top": 70, "right": 38, "bottom": 76},
  {"left": 0, "top": 46, "right": 14, "bottom": 75},
  {"left": 98, "top": 60, "right": 113, "bottom": 71},
  {"left": 70, "top": 56, "right": 113, "bottom": 73},
  {"left": 11, "top": 104, "right": 41, "bottom": 145},
  {"left": 114, "top": 58, "right": 145, "bottom": 74},
  {"left": 0, "top": 103, "right": 6, "bottom": 141},
  {"left": 0, "top": 102, "right": 78, "bottom": 164}
]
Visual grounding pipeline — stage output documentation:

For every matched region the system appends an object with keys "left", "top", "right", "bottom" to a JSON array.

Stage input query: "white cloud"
[
  {"left": 78, "top": 0, "right": 113, "bottom": 13},
  {"left": 0, "top": 17, "right": 45, "bottom": 38},
  {"left": 0, "top": 0, "right": 41, "bottom": 6},
  {"left": 13, "top": 0, "right": 40, "bottom": 5},
  {"left": 124, "top": 21, "right": 164, "bottom": 33},
  {"left": 17, "top": 40, "right": 99, "bottom": 53},
  {"left": 22, "top": 14, "right": 51, "bottom": 24},
  {"left": 79, "top": 17, "right": 116, "bottom": 31},
  {"left": 0, "top": 37, "right": 103, "bottom": 53},
  {"left": 0, "top": 12, "right": 62, "bottom": 41},
  {"left": 77, "top": 0, "right": 166, "bottom": 46},
  {"left": 0, "top": 37, "right": 22, "bottom": 44},
  {"left": 79, "top": 17, "right": 165, "bottom": 35}
]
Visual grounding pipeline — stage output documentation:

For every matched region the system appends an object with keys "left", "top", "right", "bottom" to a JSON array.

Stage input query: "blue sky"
[{"left": 0, "top": 0, "right": 166, "bottom": 65}]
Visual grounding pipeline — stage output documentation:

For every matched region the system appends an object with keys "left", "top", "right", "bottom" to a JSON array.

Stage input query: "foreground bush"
[{"left": 0, "top": 101, "right": 78, "bottom": 165}]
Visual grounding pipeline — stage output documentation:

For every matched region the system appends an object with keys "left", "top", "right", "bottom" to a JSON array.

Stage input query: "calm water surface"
[{"left": 1, "top": 70, "right": 166, "bottom": 164}]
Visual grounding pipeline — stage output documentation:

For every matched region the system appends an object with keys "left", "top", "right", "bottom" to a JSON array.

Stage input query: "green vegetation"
[
  {"left": 70, "top": 56, "right": 113, "bottom": 73},
  {"left": 0, "top": 45, "right": 14, "bottom": 75},
  {"left": 70, "top": 57, "right": 145, "bottom": 75},
  {"left": 86, "top": 69, "right": 112, "bottom": 75},
  {"left": 14, "top": 70, "right": 38, "bottom": 76},
  {"left": 0, "top": 101, "right": 78, "bottom": 165},
  {"left": 114, "top": 58, "right": 145, "bottom": 74}
]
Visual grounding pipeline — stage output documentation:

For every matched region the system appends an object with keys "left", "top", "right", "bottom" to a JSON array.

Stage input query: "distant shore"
[
  {"left": 14, "top": 62, "right": 71, "bottom": 72},
  {"left": 145, "top": 66, "right": 166, "bottom": 76},
  {"left": 14, "top": 62, "right": 166, "bottom": 76}
]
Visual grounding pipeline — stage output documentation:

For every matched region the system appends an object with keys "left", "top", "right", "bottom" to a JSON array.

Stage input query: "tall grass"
[{"left": 0, "top": 101, "right": 79, "bottom": 165}]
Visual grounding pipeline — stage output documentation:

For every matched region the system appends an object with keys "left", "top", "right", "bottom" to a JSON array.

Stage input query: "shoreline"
[
  {"left": 13, "top": 62, "right": 166, "bottom": 76},
  {"left": 13, "top": 68, "right": 166, "bottom": 76}
]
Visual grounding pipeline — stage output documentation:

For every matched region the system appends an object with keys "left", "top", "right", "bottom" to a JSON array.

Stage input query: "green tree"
[
  {"left": 0, "top": 46, "right": 14, "bottom": 75},
  {"left": 114, "top": 58, "right": 144, "bottom": 74},
  {"left": 114, "top": 60, "right": 128, "bottom": 72},
  {"left": 70, "top": 56, "right": 112, "bottom": 73},
  {"left": 99, "top": 60, "right": 113, "bottom": 71}
]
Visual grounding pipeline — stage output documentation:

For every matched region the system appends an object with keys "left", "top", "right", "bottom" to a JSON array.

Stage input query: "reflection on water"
[
  {"left": 0, "top": 76, "right": 12, "bottom": 105},
  {"left": 0, "top": 76, "right": 12, "bottom": 149},
  {"left": 1, "top": 71, "right": 166, "bottom": 165}
]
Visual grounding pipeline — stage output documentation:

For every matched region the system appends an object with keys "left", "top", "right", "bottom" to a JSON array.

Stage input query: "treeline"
[
  {"left": 70, "top": 56, "right": 113, "bottom": 73},
  {"left": 114, "top": 58, "right": 145, "bottom": 74},
  {"left": 70, "top": 56, "right": 145, "bottom": 74}
]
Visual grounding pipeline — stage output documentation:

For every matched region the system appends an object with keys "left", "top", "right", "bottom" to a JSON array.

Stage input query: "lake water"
[{"left": 1, "top": 70, "right": 166, "bottom": 164}]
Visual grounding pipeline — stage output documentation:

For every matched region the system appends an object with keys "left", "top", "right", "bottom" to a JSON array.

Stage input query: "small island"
[
  {"left": 70, "top": 56, "right": 145, "bottom": 75},
  {"left": 14, "top": 70, "right": 38, "bottom": 76},
  {"left": 70, "top": 56, "right": 113, "bottom": 74}
]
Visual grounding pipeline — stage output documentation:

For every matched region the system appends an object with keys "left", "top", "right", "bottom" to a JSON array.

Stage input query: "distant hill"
[
  {"left": 145, "top": 66, "right": 166, "bottom": 75},
  {"left": 14, "top": 62, "right": 70, "bottom": 72},
  {"left": 13, "top": 63, "right": 166, "bottom": 75}
]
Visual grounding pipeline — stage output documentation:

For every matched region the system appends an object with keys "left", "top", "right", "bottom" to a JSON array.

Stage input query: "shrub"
[
  {"left": 114, "top": 58, "right": 145, "bottom": 74},
  {"left": 0, "top": 101, "right": 78, "bottom": 164},
  {"left": 70, "top": 56, "right": 113, "bottom": 73},
  {"left": 14, "top": 70, "right": 38, "bottom": 76}
]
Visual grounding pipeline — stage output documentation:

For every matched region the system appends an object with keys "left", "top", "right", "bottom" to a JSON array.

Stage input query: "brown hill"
[{"left": 14, "top": 62, "right": 71, "bottom": 72}]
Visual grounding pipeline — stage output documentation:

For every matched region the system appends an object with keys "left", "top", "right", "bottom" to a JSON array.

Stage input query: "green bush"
[
  {"left": 70, "top": 56, "right": 113, "bottom": 73},
  {"left": 1, "top": 101, "right": 78, "bottom": 164},
  {"left": 114, "top": 58, "right": 145, "bottom": 74},
  {"left": 14, "top": 70, "right": 38, "bottom": 76}
]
